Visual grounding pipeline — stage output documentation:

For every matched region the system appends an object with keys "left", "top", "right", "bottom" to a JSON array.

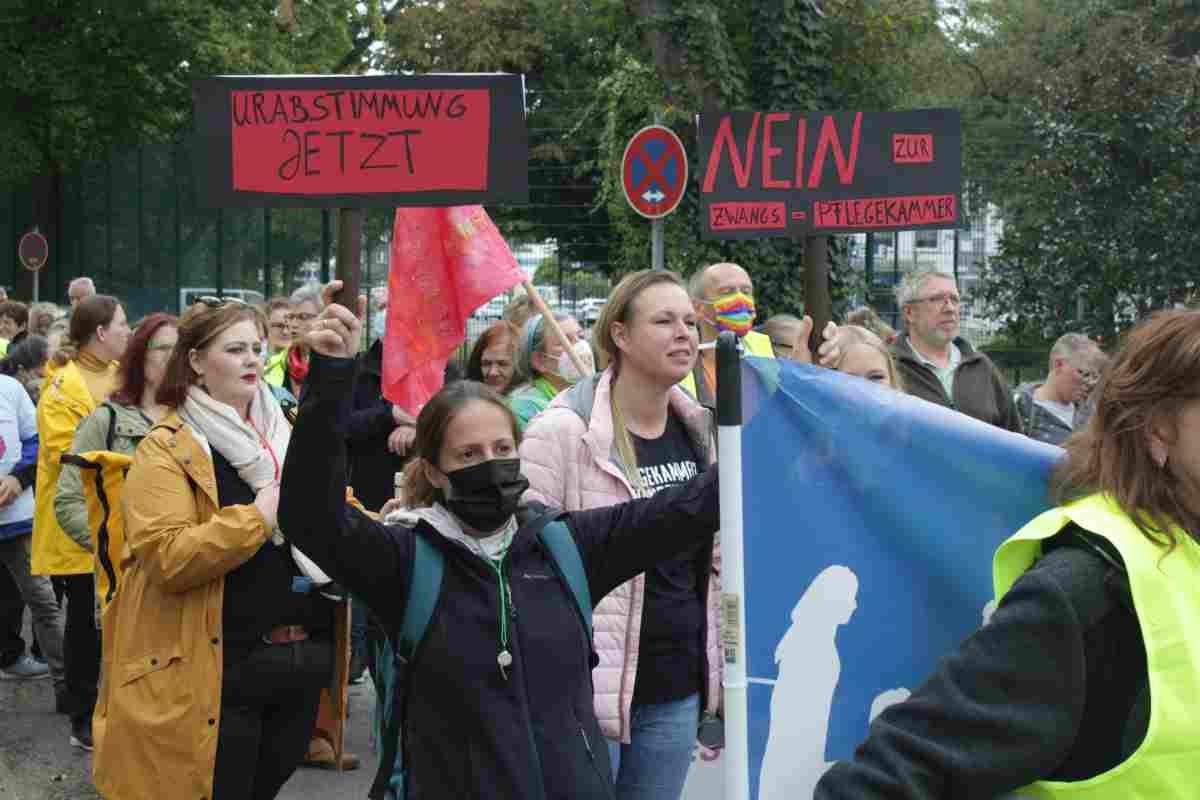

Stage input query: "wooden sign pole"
[{"left": 334, "top": 209, "right": 362, "bottom": 310}]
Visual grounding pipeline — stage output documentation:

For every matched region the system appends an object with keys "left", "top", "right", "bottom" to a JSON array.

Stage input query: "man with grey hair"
[
  {"left": 892, "top": 270, "right": 1022, "bottom": 432},
  {"left": 67, "top": 277, "right": 95, "bottom": 308},
  {"left": 1014, "top": 333, "right": 1103, "bottom": 445}
]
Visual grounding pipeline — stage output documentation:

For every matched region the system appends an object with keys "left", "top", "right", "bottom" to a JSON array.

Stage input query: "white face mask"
[{"left": 556, "top": 340, "right": 596, "bottom": 384}]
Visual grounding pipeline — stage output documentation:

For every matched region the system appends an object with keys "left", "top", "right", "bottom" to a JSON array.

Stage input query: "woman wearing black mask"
[{"left": 278, "top": 284, "right": 719, "bottom": 800}]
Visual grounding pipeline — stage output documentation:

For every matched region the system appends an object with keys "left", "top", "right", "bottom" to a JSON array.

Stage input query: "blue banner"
[{"left": 736, "top": 357, "right": 1062, "bottom": 799}]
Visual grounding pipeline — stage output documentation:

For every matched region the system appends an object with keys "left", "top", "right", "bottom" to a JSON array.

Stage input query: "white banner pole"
[{"left": 716, "top": 331, "right": 749, "bottom": 800}]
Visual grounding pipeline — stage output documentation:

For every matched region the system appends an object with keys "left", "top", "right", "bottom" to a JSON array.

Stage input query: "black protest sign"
[
  {"left": 192, "top": 74, "right": 528, "bottom": 208},
  {"left": 697, "top": 108, "right": 961, "bottom": 239}
]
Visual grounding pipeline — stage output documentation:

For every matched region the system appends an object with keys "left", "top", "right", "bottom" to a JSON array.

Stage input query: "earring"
[{"left": 1151, "top": 443, "right": 1168, "bottom": 469}]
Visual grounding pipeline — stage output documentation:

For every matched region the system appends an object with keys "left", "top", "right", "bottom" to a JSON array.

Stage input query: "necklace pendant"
[{"left": 498, "top": 649, "right": 512, "bottom": 679}]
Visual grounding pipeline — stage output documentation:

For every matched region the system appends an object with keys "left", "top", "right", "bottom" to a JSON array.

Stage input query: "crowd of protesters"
[{"left": 3, "top": 260, "right": 1197, "bottom": 800}]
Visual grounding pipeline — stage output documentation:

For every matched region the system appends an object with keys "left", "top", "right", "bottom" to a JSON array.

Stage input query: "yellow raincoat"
[
  {"left": 94, "top": 415, "right": 351, "bottom": 799},
  {"left": 32, "top": 358, "right": 117, "bottom": 576}
]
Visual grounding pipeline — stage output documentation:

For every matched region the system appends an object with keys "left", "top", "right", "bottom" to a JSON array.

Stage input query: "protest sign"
[
  {"left": 697, "top": 109, "right": 961, "bottom": 239},
  {"left": 192, "top": 73, "right": 527, "bottom": 208},
  {"left": 683, "top": 357, "right": 1060, "bottom": 800}
]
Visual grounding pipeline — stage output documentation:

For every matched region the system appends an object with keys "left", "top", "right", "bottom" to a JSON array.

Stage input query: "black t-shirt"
[
  {"left": 215, "top": 449, "right": 333, "bottom": 663},
  {"left": 629, "top": 410, "right": 704, "bottom": 705}
]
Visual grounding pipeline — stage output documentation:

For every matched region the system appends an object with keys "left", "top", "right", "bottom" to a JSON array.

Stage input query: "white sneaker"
[{"left": 0, "top": 654, "right": 50, "bottom": 680}]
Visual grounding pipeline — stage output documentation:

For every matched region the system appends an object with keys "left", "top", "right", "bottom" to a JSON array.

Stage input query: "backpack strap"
[
  {"left": 102, "top": 402, "right": 117, "bottom": 452},
  {"left": 536, "top": 519, "right": 593, "bottom": 641},
  {"left": 369, "top": 530, "right": 444, "bottom": 800}
]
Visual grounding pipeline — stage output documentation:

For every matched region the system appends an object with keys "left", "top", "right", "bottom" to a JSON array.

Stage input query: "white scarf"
[{"left": 179, "top": 382, "right": 332, "bottom": 586}]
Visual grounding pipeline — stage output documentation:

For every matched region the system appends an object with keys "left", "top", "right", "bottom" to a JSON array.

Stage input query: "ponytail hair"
[{"left": 51, "top": 294, "right": 120, "bottom": 367}]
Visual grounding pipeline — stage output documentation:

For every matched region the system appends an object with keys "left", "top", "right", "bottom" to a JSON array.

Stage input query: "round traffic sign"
[
  {"left": 621, "top": 125, "right": 688, "bottom": 219},
  {"left": 18, "top": 230, "right": 48, "bottom": 272}
]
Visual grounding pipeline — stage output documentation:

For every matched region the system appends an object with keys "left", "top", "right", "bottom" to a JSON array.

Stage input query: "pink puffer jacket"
[{"left": 519, "top": 369, "right": 720, "bottom": 743}]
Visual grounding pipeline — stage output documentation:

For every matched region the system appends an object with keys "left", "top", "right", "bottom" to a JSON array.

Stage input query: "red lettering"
[
  {"left": 893, "top": 134, "right": 934, "bottom": 164},
  {"left": 807, "top": 112, "right": 863, "bottom": 189},
  {"left": 761, "top": 113, "right": 790, "bottom": 189},
  {"left": 702, "top": 113, "right": 761, "bottom": 193},
  {"left": 708, "top": 201, "right": 788, "bottom": 231},
  {"left": 793, "top": 118, "right": 807, "bottom": 188},
  {"left": 811, "top": 194, "right": 956, "bottom": 229}
]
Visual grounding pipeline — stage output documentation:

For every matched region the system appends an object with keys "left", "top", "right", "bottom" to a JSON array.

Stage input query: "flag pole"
[
  {"left": 521, "top": 280, "right": 589, "bottom": 375},
  {"left": 716, "top": 330, "right": 749, "bottom": 800}
]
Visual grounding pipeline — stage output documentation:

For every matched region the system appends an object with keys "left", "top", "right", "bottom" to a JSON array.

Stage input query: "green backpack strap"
[
  {"left": 536, "top": 518, "right": 593, "bottom": 641},
  {"left": 370, "top": 531, "right": 444, "bottom": 800},
  {"left": 399, "top": 533, "right": 444, "bottom": 661}
]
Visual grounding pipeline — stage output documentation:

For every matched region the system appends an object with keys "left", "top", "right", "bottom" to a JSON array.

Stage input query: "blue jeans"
[{"left": 606, "top": 693, "right": 699, "bottom": 800}]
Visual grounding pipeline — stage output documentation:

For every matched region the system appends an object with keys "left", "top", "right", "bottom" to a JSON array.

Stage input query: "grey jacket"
[
  {"left": 55, "top": 402, "right": 153, "bottom": 552},
  {"left": 1014, "top": 382, "right": 1076, "bottom": 446}
]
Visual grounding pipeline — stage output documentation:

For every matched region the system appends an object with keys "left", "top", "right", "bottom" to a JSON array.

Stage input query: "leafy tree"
[{"left": 975, "top": 6, "right": 1200, "bottom": 342}]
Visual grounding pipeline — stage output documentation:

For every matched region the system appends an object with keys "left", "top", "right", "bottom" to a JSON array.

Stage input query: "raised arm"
[
  {"left": 279, "top": 352, "right": 413, "bottom": 631},
  {"left": 567, "top": 467, "right": 718, "bottom": 600}
]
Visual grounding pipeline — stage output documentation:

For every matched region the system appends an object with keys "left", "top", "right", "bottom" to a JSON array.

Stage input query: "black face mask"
[{"left": 436, "top": 458, "right": 529, "bottom": 532}]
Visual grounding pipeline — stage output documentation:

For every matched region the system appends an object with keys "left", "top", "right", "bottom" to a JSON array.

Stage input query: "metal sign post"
[
  {"left": 621, "top": 123, "right": 687, "bottom": 271},
  {"left": 18, "top": 228, "right": 49, "bottom": 301}
]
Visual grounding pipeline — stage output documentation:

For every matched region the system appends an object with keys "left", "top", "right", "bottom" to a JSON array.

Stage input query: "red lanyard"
[{"left": 246, "top": 412, "right": 280, "bottom": 480}]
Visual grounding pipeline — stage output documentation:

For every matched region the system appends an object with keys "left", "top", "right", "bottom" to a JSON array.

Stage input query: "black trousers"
[
  {"left": 0, "top": 563, "right": 24, "bottom": 667},
  {"left": 212, "top": 637, "right": 331, "bottom": 800},
  {"left": 52, "top": 573, "right": 98, "bottom": 722}
]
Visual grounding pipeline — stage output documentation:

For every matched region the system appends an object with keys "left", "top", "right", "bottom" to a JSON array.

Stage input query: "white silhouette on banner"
[{"left": 757, "top": 566, "right": 913, "bottom": 800}]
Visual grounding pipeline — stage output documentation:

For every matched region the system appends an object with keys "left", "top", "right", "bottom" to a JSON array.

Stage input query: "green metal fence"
[{"left": 1, "top": 142, "right": 403, "bottom": 321}]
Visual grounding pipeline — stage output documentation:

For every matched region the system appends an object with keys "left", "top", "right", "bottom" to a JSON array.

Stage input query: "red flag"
[{"left": 382, "top": 206, "right": 526, "bottom": 415}]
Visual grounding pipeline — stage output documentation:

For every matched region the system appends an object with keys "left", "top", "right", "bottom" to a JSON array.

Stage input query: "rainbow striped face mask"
[{"left": 706, "top": 290, "right": 756, "bottom": 337}]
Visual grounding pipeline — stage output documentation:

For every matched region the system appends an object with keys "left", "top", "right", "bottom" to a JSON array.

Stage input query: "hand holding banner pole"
[
  {"left": 716, "top": 330, "right": 749, "bottom": 800},
  {"left": 521, "top": 280, "right": 588, "bottom": 376}
]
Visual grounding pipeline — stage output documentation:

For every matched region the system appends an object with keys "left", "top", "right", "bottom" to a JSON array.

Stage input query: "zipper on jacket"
[{"left": 576, "top": 715, "right": 616, "bottom": 799}]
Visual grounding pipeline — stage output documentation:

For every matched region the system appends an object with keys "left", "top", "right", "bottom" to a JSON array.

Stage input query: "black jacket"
[
  {"left": 815, "top": 527, "right": 1147, "bottom": 799},
  {"left": 346, "top": 338, "right": 406, "bottom": 511},
  {"left": 280, "top": 353, "right": 720, "bottom": 800},
  {"left": 893, "top": 336, "right": 1024, "bottom": 434}
]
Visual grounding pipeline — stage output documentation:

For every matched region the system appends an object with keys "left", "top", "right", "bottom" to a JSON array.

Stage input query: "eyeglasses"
[
  {"left": 268, "top": 322, "right": 290, "bottom": 332},
  {"left": 196, "top": 295, "right": 250, "bottom": 308},
  {"left": 287, "top": 312, "right": 318, "bottom": 323},
  {"left": 911, "top": 293, "right": 961, "bottom": 308}
]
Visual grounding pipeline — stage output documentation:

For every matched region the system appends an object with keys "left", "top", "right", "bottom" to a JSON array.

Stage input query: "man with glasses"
[
  {"left": 1014, "top": 333, "right": 1104, "bottom": 445},
  {"left": 893, "top": 270, "right": 1022, "bottom": 432}
]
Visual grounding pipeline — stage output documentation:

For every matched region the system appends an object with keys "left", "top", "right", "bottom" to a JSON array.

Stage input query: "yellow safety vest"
[
  {"left": 994, "top": 493, "right": 1200, "bottom": 799},
  {"left": 59, "top": 450, "right": 133, "bottom": 618},
  {"left": 680, "top": 330, "right": 775, "bottom": 400}
]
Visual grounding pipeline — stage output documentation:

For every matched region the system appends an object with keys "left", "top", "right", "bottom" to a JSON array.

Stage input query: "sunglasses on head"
[{"left": 196, "top": 295, "right": 250, "bottom": 309}]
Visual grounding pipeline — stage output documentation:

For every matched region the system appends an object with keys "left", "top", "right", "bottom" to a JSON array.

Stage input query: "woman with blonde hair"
[
  {"left": 817, "top": 309, "right": 1200, "bottom": 798},
  {"left": 521, "top": 269, "right": 722, "bottom": 800},
  {"left": 829, "top": 325, "right": 903, "bottom": 391}
]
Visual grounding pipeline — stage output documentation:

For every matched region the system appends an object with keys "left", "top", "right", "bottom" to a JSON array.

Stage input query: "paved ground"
[{"left": 0, "top": 615, "right": 378, "bottom": 800}]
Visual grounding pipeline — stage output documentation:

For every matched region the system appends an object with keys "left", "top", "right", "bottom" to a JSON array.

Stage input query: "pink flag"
[{"left": 382, "top": 206, "right": 526, "bottom": 415}]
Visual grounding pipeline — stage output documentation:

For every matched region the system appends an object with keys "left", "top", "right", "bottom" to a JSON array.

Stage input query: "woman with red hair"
[
  {"left": 466, "top": 320, "right": 520, "bottom": 394},
  {"left": 55, "top": 312, "right": 178, "bottom": 580}
]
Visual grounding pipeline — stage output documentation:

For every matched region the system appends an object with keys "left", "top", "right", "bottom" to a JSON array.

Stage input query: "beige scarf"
[{"left": 179, "top": 382, "right": 332, "bottom": 586}]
